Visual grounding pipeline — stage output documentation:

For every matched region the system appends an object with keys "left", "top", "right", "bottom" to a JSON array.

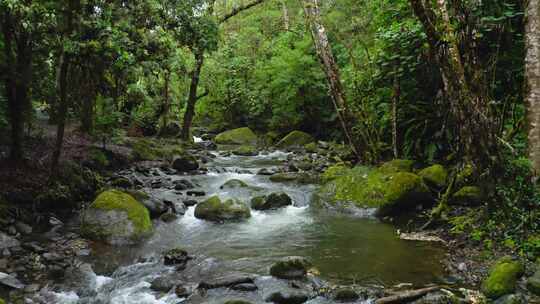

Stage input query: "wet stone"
[
  {"left": 187, "top": 190, "right": 206, "bottom": 197},
  {"left": 231, "top": 283, "right": 258, "bottom": 292}
]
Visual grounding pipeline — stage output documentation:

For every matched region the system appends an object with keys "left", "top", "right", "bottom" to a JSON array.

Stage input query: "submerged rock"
[
  {"left": 163, "top": 248, "right": 191, "bottom": 267},
  {"left": 316, "top": 163, "right": 431, "bottom": 217},
  {"left": 81, "top": 190, "right": 153, "bottom": 244},
  {"left": 198, "top": 273, "right": 254, "bottom": 289},
  {"left": 251, "top": 192, "right": 292, "bottom": 210},
  {"left": 215, "top": 127, "right": 258, "bottom": 145},
  {"left": 275, "top": 131, "right": 314, "bottom": 149},
  {"left": 481, "top": 256, "right": 524, "bottom": 299},
  {"left": 220, "top": 179, "right": 249, "bottom": 189},
  {"left": 266, "top": 291, "right": 309, "bottom": 304},
  {"left": 333, "top": 288, "right": 359, "bottom": 302},
  {"left": 270, "top": 257, "right": 311, "bottom": 279},
  {"left": 194, "top": 196, "right": 251, "bottom": 222}
]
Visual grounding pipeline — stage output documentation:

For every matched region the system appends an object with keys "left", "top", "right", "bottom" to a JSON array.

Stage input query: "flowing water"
[{"left": 46, "top": 150, "right": 446, "bottom": 304}]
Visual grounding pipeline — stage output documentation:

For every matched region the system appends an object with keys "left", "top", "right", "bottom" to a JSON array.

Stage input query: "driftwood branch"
[
  {"left": 375, "top": 286, "right": 440, "bottom": 304},
  {"left": 219, "top": 0, "right": 266, "bottom": 23}
]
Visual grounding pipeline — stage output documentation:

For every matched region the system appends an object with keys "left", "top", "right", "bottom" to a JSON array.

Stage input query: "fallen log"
[{"left": 374, "top": 286, "right": 440, "bottom": 304}]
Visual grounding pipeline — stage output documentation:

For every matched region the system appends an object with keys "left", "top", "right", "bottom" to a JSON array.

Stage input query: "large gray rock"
[
  {"left": 0, "top": 232, "right": 20, "bottom": 249},
  {"left": 172, "top": 155, "right": 199, "bottom": 172},
  {"left": 194, "top": 196, "right": 251, "bottom": 222},
  {"left": 0, "top": 272, "right": 24, "bottom": 289}
]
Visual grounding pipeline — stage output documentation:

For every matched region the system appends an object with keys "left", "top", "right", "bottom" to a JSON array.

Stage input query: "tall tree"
[
  {"left": 526, "top": 0, "right": 540, "bottom": 175},
  {"left": 179, "top": 0, "right": 266, "bottom": 141},
  {"left": 301, "top": 0, "right": 361, "bottom": 161}
]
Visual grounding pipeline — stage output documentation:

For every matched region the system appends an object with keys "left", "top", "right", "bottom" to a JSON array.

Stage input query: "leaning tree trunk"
[
  {"left": 526, "top": 0, "right": 540, "bottom": 175},
  {"left": 180, "top": 51, "right": 204, "bottom": 141},
  {"left": 51, "top": 51, "right": 70, "bottom": 172},
  {"left": 302, "top": 0, "right": 362, "bottom": 161}
]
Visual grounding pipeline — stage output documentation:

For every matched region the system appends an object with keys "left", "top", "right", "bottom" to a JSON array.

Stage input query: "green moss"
[
  {"left": 452, "top": 186, "right": 483, "bottom": 205},
  {"left": 215, "top": 127, "right": 257, "bottom": 145},
  {"left": 269, "top": 172, "right": 320, "bottom": 184},
  {"left": 456, "top": 163, "right": 474, "bottom": 185},
  {"left": 418, "top": 164, "right": 448, "bottom": 189},
  {"left": 317, "top": 165, "right": 431, "bottom": 216},
  {"left": 378, "top": 159, "right": 415, "bottom": 174},
  {"left": 91, "top": 190, "right": 152, "bottom": 235},
  {"left": 89, "top": 148, "right": 110, "bottom": 168},
  {"left": 304, "top": 142, "right": 318, "bottom": 153},
  {"left": 276, "top": 130, "right": 314, "bottom": 148},
  {"left": 0, "top": 298, "right": 5, "bottom": 304},
  {"left": 270, "top": 257, "right": 311, "bottom": 279},
  {"left": 321, "top": 164, "right": 351, "bottom": 183},
  {"left": 194, "top": 196, "right": 251, "bottom": 221},
  {"left": 232, "top": 145, "right": 257, "bottom": 156},
  {"left": 481, "top": 257, "right": 524, "bottom": 299},
  {"left": 131, "top": 138, "right": 185, "bottom": 161}
]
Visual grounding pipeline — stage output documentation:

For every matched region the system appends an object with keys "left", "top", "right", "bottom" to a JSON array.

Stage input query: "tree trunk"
[
  {"left": 281, "top": 0, "right": 290, "bottom": 31},
  {"left": 180, "top": 51, "right": 204, "bottom": 141},
  {"left": 2, "top": 12, "right": 32, "bottom": 161},
  {"left": 302, "top": 0, "right": 362, "bottom": 161},
  {"left": 392, "top": 73, "right": 400, "bottom": 158},
  {"left": 526, "top": 0, "right": 540, "bottom": 175},
  {"left": 51, "top": 51, "right": 70, "bottom": 172},
  {"left": 162, "top": 69, "right": 170, "bottom": 132}
]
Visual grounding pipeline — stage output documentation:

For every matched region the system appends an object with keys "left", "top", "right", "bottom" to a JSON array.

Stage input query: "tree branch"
[
  {"left": 197, "top": 87, "right": 209, "bottom": 100},
  {"left": 219, "top": 0, "right": 266, "bottom": 24}
]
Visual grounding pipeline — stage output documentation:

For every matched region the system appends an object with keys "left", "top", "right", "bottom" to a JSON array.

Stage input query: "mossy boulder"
[
  {"left": 316, "top": 165, "right": 431, "bottom": 216},
  {"left": 215, "top": 127, "right": 257, "bottom": 145},
  {"left": 452, "top": 186, "right": 483, "bottom": 205},
  {"left": 232, "top": 145, "right": 257, "bottom": 156},
  {"left": 527, "top": 268, "right": 540, "bottom": 296},
  {"left": 304, "top": 142, "right": 318, "bottom": 153},
  {"left": 194, "top": 196, "right": 251, "bottom": 222},
  {"left": 378, "top": 159, "right": 415, "bottom": 174},
  {"left": 276, "top": 131, "right": 314, "bottom": 148},
  {"left": 251, "top": 192, "right": 292, "bottom": 210},
  {"left": 269, "top": 172, "right": 320, "bottom": 184},
  {"left": 81, "top": 190, "right": 152, "bottom": 244},
  {"left": 418, "top": 164, "right": 448, "bottom": 189},
  {"left": 0, "top": 298, "right": 4, "bottom": 304},
  {"left": 270, "top": 257, "right": 311, "bottom": 279},
  {"left": 131, "top": 138, "right": 185, "bottom": 161},
  {"left": 220, "top": 179, "right": 249, "bottom": 189},
  {"left": 481, "top": 257, "right": 524, "bottom": 299},
  {"left": 321, "top": 164, "right": 350, "bottom": 183},
  {"left": 172, "top": 155, "right": 199, "bottom": 172}
]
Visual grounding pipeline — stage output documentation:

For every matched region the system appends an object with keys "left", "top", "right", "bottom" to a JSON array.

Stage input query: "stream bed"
[{"left": 46, "top": 150, "right": 446, "bottom": 304}]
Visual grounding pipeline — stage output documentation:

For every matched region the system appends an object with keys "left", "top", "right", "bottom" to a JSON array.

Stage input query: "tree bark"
[
  {"left": 392, "top": 73, "right": 400, "bottom": 158},
  {"left": 302, "top": 0, "right": 362, "bottom": 161},
  {"left": 2, "top": 11, "right": 32, "bottom": 161},
  {"left": 526, "top": 0, "right": 540, "bottom": 175},
  {"left": 180, "top": 51, "right": 204, "bottom": 141},
  {"left": 280, "top": 0, "right": 290, "bottom": 31}
]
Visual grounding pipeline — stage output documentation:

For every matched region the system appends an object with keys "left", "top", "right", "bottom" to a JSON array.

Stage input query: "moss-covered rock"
[
  {"left": 270, "top": 257, "right": 311, "bottom": 279},
  {"left": 251, "top": 192, "right": 292, "bottom": 210},
  {"left": 232, "top": 145, "right": 257, "bottom": 156},
  {"left": 130, "top": 138, "right": 185, "bottom": 161},
  {"left": 321, "top": 164, "right": 350, "bottom": 183},
  {"left": 451, "top": 186, "right": 483, "bottom": 205},
  {"left": 0, "top": 298, "right": 5, "bottom": 304},
  {"left": 87, "top": 148, "right": 110, "bottom": 169},
  {"left": 215, "top": 127, "right": 258, "bottom": 145},
  {"left": 527, "top": 268, "right": 540, "bottom": 296},
  {"left": 418, "top": 164, "right": 448, "bottom": 189},
  {"left": 378, "top": 159, "right": 415, "bottom": 174},
  {"left": 82, "top": 190, "right": 152, "bottom": 244},
  {"left": 220, "top": 179, "right": 249, "bottom": 189},
  {"left": 269, "top": 172, "right": 320, "bottom": 184},
  {"left": 276, "top": 131, "right": 314, "bottom": 148},
  {"left": 194, "top": 196, "right": 251, "bottom": 222},
  {"left": 481, "top": 257, "right": 524, "bottom": 299},
  {"left": 304, "top": 142, "right": 318, "bottom": 153},
  {"left": 316, "top": 165, "right": 431, "bottom": 216}
]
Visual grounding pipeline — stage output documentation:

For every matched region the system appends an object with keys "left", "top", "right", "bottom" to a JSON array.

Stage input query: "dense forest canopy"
[{"left": 0, "top": 0, "right": 540, "bottom": 302}]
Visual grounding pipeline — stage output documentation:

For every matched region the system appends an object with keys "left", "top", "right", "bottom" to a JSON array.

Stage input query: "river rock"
[
  {"left": 172, "top": 155, "right": 199, "bottom": 172},
  {"left": 81, "top": 190, "right": 153, "bottom": 245},
  {"left": 527, "top": 268, "right": 540, "bottom": 295},
  {"left": 224, "top": 300, "right": 253, "bottom": 304},
  {"left": 232, "top": 145, "right": 258, "bottom": 156},
  {"left": 173, "top": 179, "right": 195, "bottom": 190},
  {"left": 15, "top": 221, "right": 32, "bottom": 235},
  {"left": 276, "top": 131, "right": 314, "bottom": 149},
  {"left": 175, "top": 285, "right": 191, "bottom": 298},
  {"left": 270, "top": 257, "right": 311, "bottom": 279},
  {"left": 316, "top": 163, "right": 432, "bottom": 217},
  {"left": 220, "top": 179, "right": 249, "bottom": 189},
  {"left": 215, "top": 127, "right": 258, "bottom": 145},
  {"left": 251, "top": 192, "right": 292, "bottom": 210},
  {"left": 163, "top": 248, "right": 191, "bottom": 268},
  {"left": 140, "top": 197, "right": 168, "bottom": 218},
  {"left": 493, "top": 294, "right": 525, "bottom": 304},
  {"left": 0, "top": 272, "right": 24, "bottom": 289},
  {"left": 63, "top": 263, "right": 97, "bottom": 297},
  {"left": 194, "top": 196, "right": 251, "bottom": 222},
  {"left": 198, "top": 273, "right": 254, "bottom": 289},
  {"left": 481, "top": 256, "right": 524, "bottom": 299},
  {"left": 334, "top": 288, "right": 359, "bottom": 302},
  {"left": 266, "top": 291, "right": 309, "bottom": 304},
  {"left": 0, "top": 232, "right": 20, "bottom": 249},
  {"left": 150, "top": 275, "right": 176, "bottom": 292},
  {"left": 232, "top": 283, "right": 258, "bottom": 291}
]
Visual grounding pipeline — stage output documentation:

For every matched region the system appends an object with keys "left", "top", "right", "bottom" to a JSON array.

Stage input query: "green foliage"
[{"left": 481, "top": 256, "right": 524, "bottom": 299}]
